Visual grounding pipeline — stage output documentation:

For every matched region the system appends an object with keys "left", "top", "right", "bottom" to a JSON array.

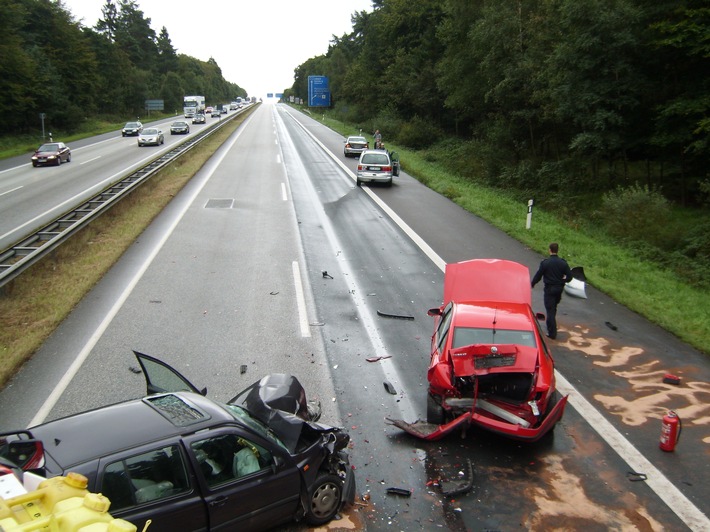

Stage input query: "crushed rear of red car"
[{"left": 388, "top": 259, "right": 567, "bottom": 442}]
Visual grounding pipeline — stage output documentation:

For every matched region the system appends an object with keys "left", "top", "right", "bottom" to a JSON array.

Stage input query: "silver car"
[
  {"left": 344, "top": 136, "right": 369, "bottom": 157},
  {"left": 356, "top": 149, "right": 399, "bottom": 187},
  {"left": 137, "top": 128, "right": 164, "bottom": 147}
]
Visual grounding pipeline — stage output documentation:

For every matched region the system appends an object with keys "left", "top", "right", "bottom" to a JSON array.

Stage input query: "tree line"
[
  {"left": 0, "top": 0, "right": 246, "bottom": 137},
  {"left": 288, "top": 0, "right": 709, "bottom": 207}
]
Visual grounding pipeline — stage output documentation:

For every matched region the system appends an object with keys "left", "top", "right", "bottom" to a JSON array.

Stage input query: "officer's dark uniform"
[{"left": 531, "top": 254, "right": 572, "bottom": 339}]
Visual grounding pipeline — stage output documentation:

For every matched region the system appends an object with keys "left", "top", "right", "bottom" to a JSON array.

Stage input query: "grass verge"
[{"left": 0, "top": 109, "right": 255, "bottom": 388}]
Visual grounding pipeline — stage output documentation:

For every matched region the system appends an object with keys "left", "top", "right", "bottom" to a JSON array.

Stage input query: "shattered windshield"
[{"left": 219, "top": 402, "right": 289, "bottom": 452}]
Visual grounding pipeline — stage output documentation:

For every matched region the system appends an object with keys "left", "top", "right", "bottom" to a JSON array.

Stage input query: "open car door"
[{"left": 133, "top": 350, "right": 206, "bottom": 396}]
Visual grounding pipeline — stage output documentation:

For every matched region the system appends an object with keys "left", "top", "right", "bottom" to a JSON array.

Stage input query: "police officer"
[{"left": 531, "top": 243, "right": 573, "bottom": 339}]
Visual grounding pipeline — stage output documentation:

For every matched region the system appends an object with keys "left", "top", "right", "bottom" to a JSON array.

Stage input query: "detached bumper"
[{"left": 387, "top": 395, "right": 568, "bottom": 442}]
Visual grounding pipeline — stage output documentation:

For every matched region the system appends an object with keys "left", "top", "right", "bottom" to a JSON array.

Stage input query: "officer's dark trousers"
[{"left": 543, "top": 285, "right": 564, "bottom": 338}]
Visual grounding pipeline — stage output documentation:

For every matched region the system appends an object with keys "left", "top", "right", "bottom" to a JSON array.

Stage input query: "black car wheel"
[
  {"left": 426, "top": 393, "right": 444, "bottom": 425},
  {"left": 305, "top": 473, "right": 342, "bottom": 525},
  {"left": 56, "top": 157, "right": 61, "bottom": 166},
  {"left": 67, "top": 154, "right": 71, "bottom": 163}
]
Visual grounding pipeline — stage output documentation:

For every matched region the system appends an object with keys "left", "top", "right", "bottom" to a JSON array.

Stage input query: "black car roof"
[{"left": 30, "top": 392, "right": 235, "bottom": 469}]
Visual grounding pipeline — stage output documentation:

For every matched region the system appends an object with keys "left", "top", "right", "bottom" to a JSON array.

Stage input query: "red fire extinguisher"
[{"left": 659, "top": 410, "right": 681, "bottom": 452}]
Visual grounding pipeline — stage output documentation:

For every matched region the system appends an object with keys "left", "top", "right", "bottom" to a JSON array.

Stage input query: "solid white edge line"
[
  {"left": 282, "top": 106, "right": 709, "bottom": 531},
  {"left": 292, "top": 261, "right": 310, "bottom": 338},
  {"left": 29, "top": 114, "right": 255, "bottom": 428}
]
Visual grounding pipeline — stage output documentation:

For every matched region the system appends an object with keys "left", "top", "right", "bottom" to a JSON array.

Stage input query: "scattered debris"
[
  {"left": 605, "top": 321, "right": 618, "bottom": 331},
  {"left": 627, "top": 470, "right": 647, "bottom": 482},
  {"left": 269, "top": 291, "right": 279, "bottom": 295},
  {"left": 129, "top": 366, "right": 142, "bottom": 374},
  {"left": 663, "top": 373, "right": 681, "bottom": 385},
  {"left": 377, "top": 310, "right": 414, "bottom": 320},
  {"left": 440, "top": 458, "right": 474, "bottom": 496},
  {"left": 322, "top": 271, "right": 334, "bottom": 279},
  {"left": 366, "top": 356, "right": 392, "bottom": 363},
  {"left": 386, "top": 487, "right": 412, "bottom": 497},
  {"left": 240, "top": 365, "right": 247, "bottom": 375},
  {"left": 383, "top": 381, "right": 397, "bottom": 395}
]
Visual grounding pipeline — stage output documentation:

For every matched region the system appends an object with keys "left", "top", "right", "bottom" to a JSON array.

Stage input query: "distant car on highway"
[
  {"left": 31, "top": 142, "right": 71, "bottom": 167},
  {"left": 205, "top": 106, "right": 214, "bottom": 115},
  {"left": 169, "top": 121, "right": 190, "bottom": 135},
  {"left": 356, "top": 149, "right": 399, "bottom": 187},
  {"left": 137, "top": 128, "right": 164, "bottom": 147},
  {"left": 192, "top": 113, "right": 206, "bottom": 124},
  {"left": 121, "top": 121, "right": 143, "bottom": 137},
  {"left": 343, "top": 136, "right": 369, "bottom": 157},
  {"left": 211, "top": 108, "right": 221, "bottom": 118}
]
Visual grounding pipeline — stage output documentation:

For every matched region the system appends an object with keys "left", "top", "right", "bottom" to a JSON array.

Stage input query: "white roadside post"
[{"left": 526, "top": 199, "right": 534, "bottom": 229}]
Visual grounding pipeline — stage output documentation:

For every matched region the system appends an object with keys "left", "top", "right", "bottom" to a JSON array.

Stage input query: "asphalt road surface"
[{"left": 0, "top": 102, "right": 707, "bottom": 531}]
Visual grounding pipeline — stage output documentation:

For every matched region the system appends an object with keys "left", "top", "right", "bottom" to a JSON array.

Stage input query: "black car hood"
[{"left": 229, "top": 374, "right": 321, "bottom": 453}]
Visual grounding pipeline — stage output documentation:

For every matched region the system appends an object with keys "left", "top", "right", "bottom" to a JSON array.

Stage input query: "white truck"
[{"left": 183, "top": 95, "right": 206, "bottom": 118}]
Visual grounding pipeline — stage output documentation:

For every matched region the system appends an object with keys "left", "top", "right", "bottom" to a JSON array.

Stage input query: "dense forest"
[
  {"left": 0, "top": 0, "right": 246, "bottom": 136},
  {"left": 288, "top": 0, "right": 709, "bottom": 209}
]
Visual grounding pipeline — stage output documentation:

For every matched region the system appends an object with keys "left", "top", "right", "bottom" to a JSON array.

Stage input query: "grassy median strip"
[{"left": 0, "top": 110, "right": 255, "bottom": 388}]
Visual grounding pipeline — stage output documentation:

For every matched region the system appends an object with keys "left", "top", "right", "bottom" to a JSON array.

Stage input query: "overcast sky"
[{"left": 62, "top": 0, "right": 373, "bottom": 99}]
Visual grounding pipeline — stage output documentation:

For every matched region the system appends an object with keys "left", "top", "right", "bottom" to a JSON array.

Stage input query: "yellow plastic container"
[
  {"left": 0, "top": 473, "right": 89, "bottom": 525},
  {"left": 49, "top": 492, "right": 114, "bottom": 531},
  {"left": 77, "top": 519, "right": 138, "bottom": 532}
]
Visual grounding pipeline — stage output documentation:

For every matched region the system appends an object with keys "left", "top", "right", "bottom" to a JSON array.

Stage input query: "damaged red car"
[{"left": 389, "top": 259, "right": 567, "bottom": 442}]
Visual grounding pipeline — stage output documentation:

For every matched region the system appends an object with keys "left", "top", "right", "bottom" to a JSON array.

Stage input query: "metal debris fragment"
[
  {"left": 440, "top": 458, "right": 474, "bottom": 496},
  {"left": 377, "top": 310, "right": 414, "bottom": 320},
  {"left": 366, "top": 356, "right": 392, "bottom": 363},
  {"left": 627, "top": 470, "right": 647, "bottom": 482},
  {"left": 386, "top": 487, "right": 412, "bottom": 497},
  {"left": 663, "top": 373, "right": 681, "bottom": 385},
  {"left": 383, "top": 381, "right": 397, "bottom": 395}
]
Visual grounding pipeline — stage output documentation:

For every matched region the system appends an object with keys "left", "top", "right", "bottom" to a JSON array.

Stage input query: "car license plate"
[{"left": 367, "top": 166, "right": 381, "bottom": 171}]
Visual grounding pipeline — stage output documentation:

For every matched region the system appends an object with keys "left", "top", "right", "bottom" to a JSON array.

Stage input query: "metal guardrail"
[{"left": 0, "top": 110, "right": 247, "bottom": 289}]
